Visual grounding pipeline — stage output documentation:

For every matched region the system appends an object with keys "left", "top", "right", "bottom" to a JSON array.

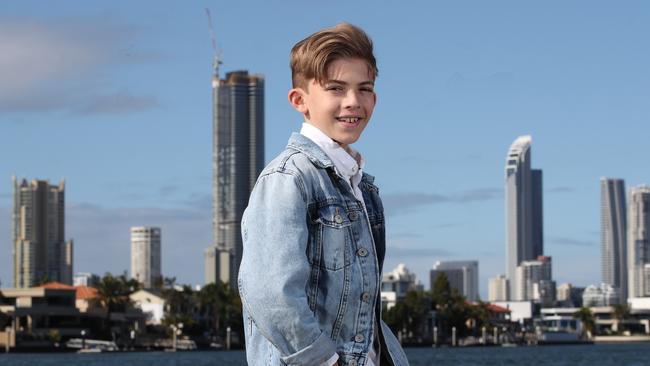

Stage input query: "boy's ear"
[{"left": 288, "top": 87, "right": 309, "bottom": 115}]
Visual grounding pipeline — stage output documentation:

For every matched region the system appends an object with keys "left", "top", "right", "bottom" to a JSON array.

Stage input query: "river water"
[{"left": 1, "top": 343, "right": 649, "bottom": 365}]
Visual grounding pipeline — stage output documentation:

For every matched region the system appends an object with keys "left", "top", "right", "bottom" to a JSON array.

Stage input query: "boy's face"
[{"left": 289, "top": 58, "right": 376, "bottom": 149}]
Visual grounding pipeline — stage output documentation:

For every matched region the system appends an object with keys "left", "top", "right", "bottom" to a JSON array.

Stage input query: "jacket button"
[
  {"left": 357, "top": 248, "right": 368, "bottom": 257},
  {"left": 354, "top": 334, "right": 365, "bottom": 343},
  {"left": 334, "top": 214, "right": 343, "bottom": 224},
  {"left": 348, "top": 211, "right": 359, "bottom": 221},
  {"left": 362, "top": 292, "right": 371, "bottom": 302},
  {"left": 349, "top": 360, "right": 358, "bottom": 366}
]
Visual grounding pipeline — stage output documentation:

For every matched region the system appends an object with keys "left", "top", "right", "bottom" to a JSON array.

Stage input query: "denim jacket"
[{"left": 239, "top": 133, "right": 409, "bottom": 366}]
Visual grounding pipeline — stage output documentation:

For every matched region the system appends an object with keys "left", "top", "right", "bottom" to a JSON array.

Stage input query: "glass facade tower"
[
  {"left": 601, "top": 178, "right": 627, "bottom": 301},
  {"left": 505, "top": 135, "right": 544, "bottom": 299}
]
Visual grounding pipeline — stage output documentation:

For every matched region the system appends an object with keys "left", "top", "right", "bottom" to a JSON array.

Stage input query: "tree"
[
  {"left": 430, "top": 273, "right": 471, "bottom": 341},
  {"left": 573, "top": 307, "right": 595, "bottom": 338},
  {"left": 95, "top": 272, "right": 142, "bottom": 339},
  {"left": 612, "top": 304, "right": 631, "bottom": 334},
  {"left": 384, "top": 303, "right": 408, "bottom": 337},
  {"left": 162, "top": 284, "right": 197, "bottom": 331},
  {"left": 0, "top": 290, "right": 10, "bottom": 329},
  {"left": 96, "top": 273, "right": 140, "bottom": 313},
  {"left": 431, "top": 273, "right": 452, "bottom": 308},
  {"left": 33, "top": 274, "right": 52, "bottom": 287},
  {"left": 383, "top": 290, "right": 430, "bottom": 344},
  {"left": 159, "top": 281, "right": 243, "bottom": 342},
  {"left": 467, "top": 301, "right": 492, "bottom": 335}
]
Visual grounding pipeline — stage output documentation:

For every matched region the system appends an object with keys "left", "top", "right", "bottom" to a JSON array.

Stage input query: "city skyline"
[{"left": 2, "top": 2, "right": 650, "bottom": 297}]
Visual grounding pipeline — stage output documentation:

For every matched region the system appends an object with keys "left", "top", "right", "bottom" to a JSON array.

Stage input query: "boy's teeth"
[{"left": 338, "top": 117, "right": 359, "bottom": 123}]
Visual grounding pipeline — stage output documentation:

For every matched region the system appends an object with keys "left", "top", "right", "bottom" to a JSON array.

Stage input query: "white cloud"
[
  {"left": 0, "top": 21, "right": 102, "bottom": 97},
  {"left": 0, "top": 18, "right": 159, "bottom": 115},
  {"left": 383, "top": 188, "right": 502, "bottom": 216},
  {"left": 74, "top": 92, "right": 159, "bottom": 115}
]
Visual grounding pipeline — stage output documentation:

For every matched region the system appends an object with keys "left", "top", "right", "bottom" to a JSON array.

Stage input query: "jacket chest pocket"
[{"left": 309, "top": 204, "right": 352, "bottom": 271}]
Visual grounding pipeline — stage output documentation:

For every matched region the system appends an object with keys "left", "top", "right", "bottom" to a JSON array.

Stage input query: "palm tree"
[
  {"left": 612, "top": 304, "right": 631, "bottom": 334},
  {"left": 95, "top": 273, "right": 141, "bottom": 338},
  {"left": 573, "top": 307, "right": 595, "bottom": 339},
  {"left": 96, "top": 274, "right": 134, "bottom": 312}
]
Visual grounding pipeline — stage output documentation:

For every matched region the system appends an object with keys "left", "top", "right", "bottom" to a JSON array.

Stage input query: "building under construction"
[{"left": 203, "top": 12, "right": 264, "bottom": 288}]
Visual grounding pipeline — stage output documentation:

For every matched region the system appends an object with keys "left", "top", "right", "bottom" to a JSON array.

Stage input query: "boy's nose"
[{"left": 343, "top": 90, "right": 361, "bottom": 109}]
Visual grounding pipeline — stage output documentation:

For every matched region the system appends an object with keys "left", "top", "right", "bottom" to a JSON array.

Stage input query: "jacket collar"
[
  {"left": 287, "top": 132, "right": 335, "bottom": 169},
  {"left": 287, "top": 132, "right": 376, "bottom": 185}
]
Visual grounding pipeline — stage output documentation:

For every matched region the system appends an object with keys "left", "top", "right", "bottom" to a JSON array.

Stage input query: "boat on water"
[
  {"left": 154, "top": 338, "right": 198, "bottom": 351},
  {"left": 66, "top": 338, "right": 119, "bottom": 352},
  {"left": 77, "top": 348, "right": 103, "bottom": 353},
  {"left": 535, "top": 309, "right": 592, "bottom": 345}
]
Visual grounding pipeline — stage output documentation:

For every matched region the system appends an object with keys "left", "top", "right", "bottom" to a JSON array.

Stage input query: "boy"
[{"left": 238, "top": 23, "right": 409, "bottom": 366}]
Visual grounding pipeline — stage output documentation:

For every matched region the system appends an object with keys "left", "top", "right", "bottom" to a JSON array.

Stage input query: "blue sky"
[{"left": 1, "top": 1, "right": 649, "bottom": 297}]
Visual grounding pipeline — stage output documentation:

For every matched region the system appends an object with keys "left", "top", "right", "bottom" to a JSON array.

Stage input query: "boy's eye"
[
  {"left": 360, "top": 88, "right": 374, "bottom": 93},
  {"left": 326, "top": 86, "right": 344, "bottom": 92}
]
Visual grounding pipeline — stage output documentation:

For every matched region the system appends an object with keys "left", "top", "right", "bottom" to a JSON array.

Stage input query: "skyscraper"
[
  {"left": 12, "top": 177, "right": 73, "bottom": 288},
  {"left": 488, "top": 274, "right": 509, "bottom": 302},
  {"left": 130, "top": 226, "right": 161, "bottom": 289},
  {"left": 515, "top": 255, "right": 553, "bottom": 302},
  {"left": 627, "top": 185, "right": 650, "bottom": 298},
  {"left": 531, "top": 169, "right": 544, "bottom": 257},
  {"left": 430, "top": 260, "right": 479, "bottom": 301},
  {"left": 205, "top": 66, "right": 265, "bottom": 288},
  {"left": 601, "top": 178, "right": 627, "bottom": 301},
  {"left": 505, "top": 135, "right": 544, "bottom": 299}
]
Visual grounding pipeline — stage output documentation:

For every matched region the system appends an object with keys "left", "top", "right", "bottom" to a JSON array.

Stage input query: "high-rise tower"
[
  {"left": 505, "top": 136, "right": 544, "bottom": 299},
  {"left": 531, "top": 169, "right": 544, "bottom": 257},
  {"left": 430, "top": 260, "right": 479, "bottom": 301},
  {"left": 628, "top": 185, "right": 650, "bottom": 298},
  {"left": 12, "top": 177, "right": 73, "bottom": 288},
  {"left": 601, "top": 178, "right": 627, "bottom": 301},
  {"left": 130, "top": 226, "right": 162, "bottom": 289},
  {"left": 205, "top": 65, "right": 264, "bottom": 288}
]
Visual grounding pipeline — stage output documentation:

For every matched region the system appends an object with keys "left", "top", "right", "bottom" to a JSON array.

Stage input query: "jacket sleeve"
[{"left": 238, "top": 170, "right": 337, "bottom": 365}]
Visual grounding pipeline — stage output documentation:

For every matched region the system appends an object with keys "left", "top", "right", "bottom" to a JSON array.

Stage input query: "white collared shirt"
[
  {"left": 300, "top": 122, "right": 379, "bottom": 366},
  {"left": 300, "top": 123, "right": 365, "bottom": 203}
]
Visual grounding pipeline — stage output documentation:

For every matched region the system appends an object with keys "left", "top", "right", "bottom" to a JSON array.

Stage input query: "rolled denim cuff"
[
  {"left": 281, "top": 332, "right": 337, "bottom": 366},
  {"left": 321, "top": 353, "right": 340, "bottom": 366}
]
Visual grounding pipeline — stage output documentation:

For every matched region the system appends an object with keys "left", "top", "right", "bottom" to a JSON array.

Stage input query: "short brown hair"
[{"left": 290, "top": 23, "right": 378, "bottom": 89}]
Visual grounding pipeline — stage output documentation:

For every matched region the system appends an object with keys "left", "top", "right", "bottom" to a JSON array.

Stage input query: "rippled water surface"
[{"left": 2, "top": 344, "right": 650, "bottom": 366}]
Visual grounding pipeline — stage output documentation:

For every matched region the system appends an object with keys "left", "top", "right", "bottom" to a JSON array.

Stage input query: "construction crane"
[{"left": 205, "top": 8, "right": 222, "bottom": 80}]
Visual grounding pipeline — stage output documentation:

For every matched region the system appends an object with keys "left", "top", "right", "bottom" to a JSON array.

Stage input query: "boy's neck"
[
  {"left": 301, "top": 121, "right": 361, "bottom": 165},
  {"left": 303, "top": 120, "right": 348, "bottom": 149}
]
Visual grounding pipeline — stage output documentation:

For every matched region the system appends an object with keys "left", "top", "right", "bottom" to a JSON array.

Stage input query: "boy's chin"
[{"left": 333, "top": 135, "right": 361, "bottom": 147}]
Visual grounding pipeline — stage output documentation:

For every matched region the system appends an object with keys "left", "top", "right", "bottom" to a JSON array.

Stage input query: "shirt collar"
[{"left": 300, "top": 122, "right": 365, "bottom": 180}]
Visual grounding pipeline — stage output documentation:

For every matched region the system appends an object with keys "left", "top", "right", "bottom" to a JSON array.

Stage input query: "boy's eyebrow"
[{"left": 326, "top": 79, "right": 375, "bottom": 87}]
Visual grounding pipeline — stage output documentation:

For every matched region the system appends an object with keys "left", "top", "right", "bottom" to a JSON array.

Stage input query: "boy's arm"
[{"left": 239, "top": 170, "right": 337, "bottom": 365}]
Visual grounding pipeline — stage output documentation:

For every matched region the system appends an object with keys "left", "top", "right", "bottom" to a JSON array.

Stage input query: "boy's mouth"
[{"left": 335, "top": 116, "right": 362, "bottom": 124}]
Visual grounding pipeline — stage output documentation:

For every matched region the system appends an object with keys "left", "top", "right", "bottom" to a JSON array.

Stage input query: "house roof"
[
  {"left": 486, "top": 304, "right": 511, "bottom": 313},
  {"left": 75, "top": 286, "right": 98, "bottom": 300},
  {"left": 39, "top": 282, "right": 98, "bottom": 300},
  {"left": 39, "top": 282, "right": 75, "bottom": 290},
  {"left": 129, "top": 289, "right": 165, "bottom": 303}
]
